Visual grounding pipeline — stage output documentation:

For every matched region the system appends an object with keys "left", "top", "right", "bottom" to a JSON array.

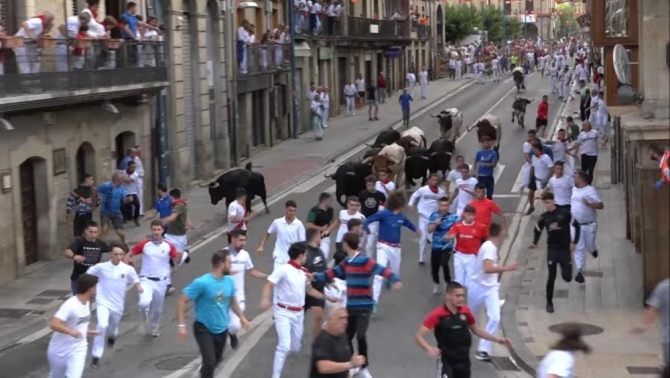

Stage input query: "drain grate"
[
  {"left": 27, "top": 298, "right": 55, "bottom": 305},
  {"left": 36, "top": 290, "right": 71, "bottom": 298},
  {"left": 155, "top": 356, "right": 199, "bottom": 371},
  {"left": 490, "top": 357, "right": 521, "bottom": 371},
  {"left": 548, "top": 322, "right": 604, "bottom": 336},
  {"left": 0, "top": 308, "right": 31, "bottom": 319},
  {"left": 626, "top": 366, "right": 661, "bottom": 375},
  {"left": 582, "top": 270, "right": 604, "bottom": 278}
]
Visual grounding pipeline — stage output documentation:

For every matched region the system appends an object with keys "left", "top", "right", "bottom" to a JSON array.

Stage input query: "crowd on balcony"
[
  {"left": 292, "top": 0, "right": 344, "bottom": 36},
  {"left": 237, "top": 19, "right": 292, "bottom": 75},
  {"left": 0, "top": 0, "right": 164, "bottom": 76}
]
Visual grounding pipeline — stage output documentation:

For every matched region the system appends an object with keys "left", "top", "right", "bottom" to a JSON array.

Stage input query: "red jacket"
[
  {"left": 377, "top": 76, "right": 386, "bottom": 88},
  {"left": 537, "top": 101, "right": 549, "bottom": 120}
]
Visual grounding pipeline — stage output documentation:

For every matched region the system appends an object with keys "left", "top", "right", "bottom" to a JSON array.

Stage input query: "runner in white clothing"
[
  {"left": 450, "top": 163, "right": 478, "bottom": 216},
  {"left": 467, "top": 224, "right": 517, "bottom": 361},
  {"left": 87, "top": 242, "right": 142, "bottom": 367},
  {"left": 445, "top": 156, "right": 466, "bottom": 213},
  {"left": 570, "top": 171, "right": 603, "bottom": 284},
  {"left": 409, "top": 174, "right": 445, "bottom": 265},
  {"left": 227, "top": 188, "right": 257, "bottom": 243},
  {"left": 47, "top": 274, "right": 99, "bottom": 378},
  {"left": 257, "top": 200, "right": 307, "bottom": 272},
  {"left": 543, "top": 162, "right": 574, "bottom": 211},
  {"left": 226, "top": 229, "right": 268, "bottom": 349},
  {"left": 325, "top": 195, "right": 366, "bottom": 251}
]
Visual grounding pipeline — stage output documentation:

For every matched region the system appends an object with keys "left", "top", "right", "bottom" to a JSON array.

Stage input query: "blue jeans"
[{"left": 477, "top": 175, "right": 495, "bottom": 199}]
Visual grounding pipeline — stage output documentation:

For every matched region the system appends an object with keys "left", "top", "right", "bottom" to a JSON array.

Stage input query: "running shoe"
[
  {"left": 91, "top": 357, "right": 100, "bottom": 368},
  {"left": 230, "top": 334, "right": 239, "bottom": 350},
  {"left": 359, "top": 368, "right": 374, "bottom": 378},
  {"left": 372, "top": 303, "right": 378, "bottom": 314},
  {"left": 475, "top": 351, "right": 491, "bottom": 361},
  {"left": 152, "top": 325, "right": 161, "bottom": 337}
]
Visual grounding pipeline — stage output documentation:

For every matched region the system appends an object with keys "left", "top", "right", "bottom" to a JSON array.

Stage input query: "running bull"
[
  {"left": 511, "top": 97, "right": 534, "bottom": 128},
  {"left": 429, "top": 108, "right": 463, "bottom": 143},
  {"left": 469, "top": 114, "right": 502, "bottom": 155},
  {"left": 200, "top": 162, "right": 270, "bottom": 213},
  {"left": 404, "top": 146, "right": 431, "bottom": 189},
  {"left": 401, "top": 126, "right": 427, "bottom": 148},
  {"left": 512, "top": 66, "right": 525, "bottom": 92},
  {"left": 428, "top": 138, "right": 455, "bottom": 179},
  {"left": 324, "top": 161, "right": 372, "bottom": 207},
  {"left": 362, "top": 142, "right": 406, "bottom": 187},
  {"left": 365, "top": 127, "right": 401, "bottom": 148}
]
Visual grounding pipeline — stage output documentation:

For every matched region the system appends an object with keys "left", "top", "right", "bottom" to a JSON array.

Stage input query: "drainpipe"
[
  {"left": 153, "top": 0, "right": 169, "bottom": 186},
  {"left": 229, "top": 0, "right": 240, "bottom": 165},
  {"left": 288, "top": 0, "right": 300, "bottom": 139}
]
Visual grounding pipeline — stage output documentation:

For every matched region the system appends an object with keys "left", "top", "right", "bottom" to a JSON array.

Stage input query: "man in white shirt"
[
  {"left": 55, "top": 12, "right": 92, "bottom": 72},
  {"left": 47, "top": 273, "right": 99, "bottom": 378},
  {"left": 409, "top": 174, "right": 445, "bottom": 265},
  {"left": 321, "top": 86, "right": 330, "bottom": 128},
  {"left": 257, "top": 200, "right": 306, "bottom": 272},
  {"left": 226, "top": 229, "right": 268, "bottom": 349},
  {"left": 344, "top": 81, "right": 357, "bottom": 116},
  {"left": 418, "top": 68, "right": 428, "bottom": 99},
  {"left": 450, "top": 163, "right": 478, "bottom": 216},
  {"left": 568, "top": 120, "right": 602, "bottom": 185},
  {"left": 355, "top": 74, "right": 366, "bottom": 104},
  {"left": 227, "top": 188, "right": 256, "bottom": 243},
  {"left": 551, "top": 62, "right": 560, "bottom": 94},
  {"left": 326, "top": 195, "right": 365, "bottom": 252},
  {"left": 468, "top": 223, "right": 517, "bottom": 362},
  {"left": 527, "top": 138, "right": 554, "bottom": 214},
  {"left": 309, "top": 0, "right": 322, "bottom": 35},
  {"left": 407, "top": 71, "right": 416, "bottom": 98},
  {"left": 570, "top": 170, "right": 603, "bottom": 284},
  {"left": 132, "top": 146, "right": 146, "bottom": 215},
  {"left": 121, "top": 161, "right": 141, "bottom": 226},
  {"left": 310, "top": 92, "right": 324, "bottom": 141},
  {"left": 596, "top": 91, "right": 610, "bottom": 143},
  {"left": 237, "top": 20, "right": 251, "bottom": 74},
  {"left": 14, "top": 11, "right": 55, "bottom": 74},
  {"left": 448, "top": 58, "right": 456, "bottom": 80},
  {"left": 325, "top": 2, "right": 337, "bottom": 35},
  {"left": 543, "top": 162, "right": 574, "bottom": 211},
  {"left": 491, "top": 56, "right": 500, "bottom": 82},
  {"left": 455, "top": 58, "right": 463, "bottom": 80},
  {"left": 560, "top": 65, "right": 573, "bottom": 102},
  {"left": 88, "top": 242, "right": 142, "bottom": 367},
  {"left": 464, "top": 56, "right": 472, "bottom": 78},
  {"left": 260, "top": 243, "right": 336, "bottom": 378}
]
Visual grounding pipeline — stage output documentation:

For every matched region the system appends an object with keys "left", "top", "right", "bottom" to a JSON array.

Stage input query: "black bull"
[
  {"left": 325, "top": 161, "right": 372, "bottom": 207},
  {"left": 366, "top": 127, "right": 401, "bottom": 148},
  {"left": 428, "top": 138, "right": 455, "bottom": 178},
  {"left": 405, "top": 147, "right": 431, "bottom": 187},
  {"left": 513, "top": 71, "right": 524, "bottom": 91},
  {"left": 200, "top": 162, "right": 270, "bottom": 213}
]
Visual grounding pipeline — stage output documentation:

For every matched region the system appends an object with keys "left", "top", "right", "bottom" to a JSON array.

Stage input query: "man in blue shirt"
[
  {"left": 146, "top": 184, "right": 173, "bottom": 234},
  {"left": 398, "top": 88, "right": 413, "bottom": 127},
  {"left": 473, "top": 136, "right": 499, "bottom": 199},
  {"left": 427, "top": 197, "right": 460, "bottom": 295},
  {"left": 118, "top": 147, "right": 137, "bottom": 170},
  {"left": 363, "top": 191, "right": 420, "bottom": 313},
  {"left": 97, "top": 172, "right": 131, "bottom": 243},
  {"left": 120, "top": 2, "right": 161, "bottom": 40},
  {"left": 177, "top": 249, "right": 249, "bottom": 378}
]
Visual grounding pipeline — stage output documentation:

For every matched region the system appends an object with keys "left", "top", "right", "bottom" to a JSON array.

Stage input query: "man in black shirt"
[
  {"left": 311, "top": 304, "right": 366, "bottom": 378},
  {"left": 62, "top": 221, "right": 110, "bottom": 294},
  {"left": 529, "top": 192, "right": 581, "bottom": 313},
  {"left": 358, "top": 175, "right": 386, "bottom": 255},
  {"left": 367, "top": 83, "right": 379, "bottom": 121},
  {"left": 304, "top": 229, "right": 329, "bottom": 339},
  {"left": 307, "top": 192, "right": 335, "bottom": 259}
]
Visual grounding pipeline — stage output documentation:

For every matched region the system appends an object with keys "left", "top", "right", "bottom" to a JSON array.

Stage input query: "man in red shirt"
[
  {"left": 536, "top": 95, "right": 549, "bottom": 138},
  {"left": 468, "top": 184, "right": 507, "bottom": 238},
  {"left": 415, "top": 281, "right": 511, "bottom": 378},
  {"left": 446, "top": 205, "right": 488, "bottom": 289}
]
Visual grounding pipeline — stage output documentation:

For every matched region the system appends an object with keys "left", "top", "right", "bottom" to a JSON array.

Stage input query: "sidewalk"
[
  {"left": 501, "top": 98, "right": 665, "bottom": 377},
  {"left": 0, "top": 77, "right": 474, "bottom": 352}
]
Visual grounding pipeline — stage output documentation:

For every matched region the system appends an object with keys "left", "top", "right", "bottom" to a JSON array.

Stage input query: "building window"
[
  {"left": 605, "top": 0, "right": 628, "bottom": 38},
  {"left": 52, "top": 148, "right": 67, "bottom": 175}
]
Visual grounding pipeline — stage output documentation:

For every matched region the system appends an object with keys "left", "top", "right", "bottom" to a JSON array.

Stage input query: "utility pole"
[{"left": 288, "top": 0, "right": 300, "bottom": 139}]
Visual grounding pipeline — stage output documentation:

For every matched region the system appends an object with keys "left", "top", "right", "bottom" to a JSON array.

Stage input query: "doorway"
[
  {"left": 75, "top": 142, "right": 96, "bottom": 183},
  {"left": 104, "top": 0, "right": 123, "bottom": 19},
  {"left": 338, "top": 57, "right": 347, "bottom": 106},
  {"left": 251, "top": 90, "right": 266, "bottom": 147},
  {"left": 365, "top": 60, "right": 372, "bottom": 86},
  {"left": 115, "top": 131, "right": 136, "bottom": 168},
  {"left": 20, "top": 157, "right": 47, "bottom": 266}
]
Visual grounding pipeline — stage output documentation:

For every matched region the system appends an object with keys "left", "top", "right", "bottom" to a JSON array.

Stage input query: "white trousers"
[
  {"left": 164, "top": 233, "right": 188, "bottom": 286},
  {"left": 551, "top": 76, "right": 559, "bottom": 93},
  {"left": 373, "top": 242, "right": 401, "bottom": 303},
  {"left": 475, "top": 72, "right": 483, "bottom": 83},
  {"left": 493, "top": 68, "right": 500, "bottom": 81},
  {"left": 453, "top": 252, "right": 477, "bottom": 289},
  {"left": 588, "top": 112, "right": 600, "bottom": 131},
  {"left": 136, "top": 177, "right": 144, "bottom": 215},
  {"left": 561, "top": 83, "right": 570, "bottom": 98},
  {"left": 92, "top": 304, "right": 123, "bottom": 359},
  {"left": 346, "top": 96, "right": 355, "bottom": 115},
  {"left": 575, "top": 222, "right": 597, "bottom": 271},
  {"left": 467, "top": 283, "right": 501, "bottom": 355},
  {"left": 320, "top": 237, "right": 331, "bottom": 260},
  {"left": 408, "top": 81, "right": 416, "bottom": 97},
  {"left": 312, "top": 115, "right": 323, "bottom": 138},
  {"left": 228, "top": 300, "right": 246, "bottom": 335},
  {"left": 420, "top": 81, "right": 427, "bottom": 98},
  {"left": 48, "top": 347, "right": 87, "bottom": 378},
  {"left": 55, "top": 45, "right": 69, "bottom": 72},
  {"left": 418, "top": 216, "right": 430, "bottom": 262},
  {"left": 322, "top": 107, "right": 330, "bottom": 127},
  {"left": 272, "top": 307, "right": 304, "bottom": 378},
  {"left": 138, "top": 278, "right": 168, "bottom": 329},
  {"left": 365, "top": 222, "right": 379, "bottom": 256},
  {"left": 15, "top": 46, "right": 41, "bottom": 74}
]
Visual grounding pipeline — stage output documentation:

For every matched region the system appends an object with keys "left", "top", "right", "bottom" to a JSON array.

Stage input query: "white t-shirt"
[
  {"left": 86, "top": 261, "right": 139, "bottom": 314},
  {"left": 343, "top": 84, "right": 357, "bottom": 96},
  {"left": 227, "top": 200, "right": 247, "bottom": 231},
  {"left": 15, "top": 17, "right": 44, "bottom": 38},
  {"left": 47, "top": 296, "right": 91, "bottom": 356},
  {"left": 472, "top": 241, "right": 498, "bottom": 287},
  {"left": 56, "top": 16, "right": 80, "bottom": 39},
  {"left": 523, "top": 142, "right": 532, "bottom": 166},
  {"left": 407, "top": 72, "right": 416, "bottom": 83},
  {"left": 491, "top": 58, "right": 499, "bottom": 68},
  {"left": 552, "top": 140, "right": 568, "bottom": 163},
  {"left": 268, "top": 263, "right": 308, "bottom": 308},
  {"left": 576, "top": 130, "right": 601, "bottom": 156},
  {"left": 131, "top": 239, "right": 178, "bottom": 278},
  {"left": 237, "top": 26, "right": 250, "bottom": 43},
  {"left": 455, "top": 177, "right": 478, "bottom": 209},
  {"left": 447, "top": 169, "right": 461, "bottom": 188},
  {"left": 571, "top": 185, "right": 601, "bottom": 223},
  {"left": 418, "top": 71, "right": 428, "bottom": 83},
  {"left": 537, "top": 350, "right": 575, "bottom": 378},
  {"left": 374, "top": 181, "right": 396, "bottom": 201},
  {"left": 268, "top": 217, "right": 306, "bottom": 261},
  {"left": 531, "top": 154, "right": 554, "bottom": 182},
  {"left": 409, "top": 185, "right": 445, "bottom": 218},
  {"left": 228, "top": 248, "right": 253, "bottom": 301},
  {"left": 122, "top": 171, "right": 139, "bottom": 195},
  {"left": 336, "top": 210, "right": 365, "bottom": 242},
  {"left": 547, "top": 175, "right": 574, "bottom": 206},
  {"left": 355, "top": 79, "right": 365, "bottom": 92}
]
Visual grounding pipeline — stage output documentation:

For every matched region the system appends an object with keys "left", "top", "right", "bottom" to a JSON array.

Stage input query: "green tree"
[
  {"left": 443, "top": 3, "right": 481, "bottom": 44},
  {"left": 555, "top": 3, "right": 579, "bottom": 39},
  {"left": 505, "top": 15, "right": 524, "bottom": 41}
]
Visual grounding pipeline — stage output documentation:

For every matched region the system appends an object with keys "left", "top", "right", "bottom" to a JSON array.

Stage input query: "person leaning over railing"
[{"left": 14, "top": 11, "right": 55, "bottom": 74}]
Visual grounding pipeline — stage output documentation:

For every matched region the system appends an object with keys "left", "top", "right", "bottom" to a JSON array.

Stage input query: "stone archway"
[
  {"left": 115, "top": 131, "right": 136, "bottom": 169},
  {"left": 19, "top": 157, "right": 48, "bottom": 266},
  {"left": 524, "top": 23, "right": 539, "bottom": 39},
  {"left": 436, "top": 5, "right": 444, "bottom": 46},
  {"left": 76, "top": 142, "right": 96, "bottom": 183}
]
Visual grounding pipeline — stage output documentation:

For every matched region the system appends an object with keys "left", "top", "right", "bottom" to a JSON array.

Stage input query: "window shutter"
[{"left": 73, "top": 0, "right": 79, "bottom": 16}]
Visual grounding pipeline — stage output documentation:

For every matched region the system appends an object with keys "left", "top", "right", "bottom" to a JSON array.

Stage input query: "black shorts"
[
  {"left": 305, "top": 289, "right": 326, "bottom": 309},
  {"left": 527, "top": 174, "right": 538, "bottom": 191},
  {"left": 441, "top": 357, "right": 471, "bottom": 378},
  {"left": 358, "top": 91, "right": 365, "bottom": 98},
  {"left": 536, "top": 118, "right": 548, "bottom": 129}
]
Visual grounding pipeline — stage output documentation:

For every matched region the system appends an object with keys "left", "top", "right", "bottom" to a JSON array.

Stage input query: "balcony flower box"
[
  {"left": 73, "top": 38, "right": 92, "bottom": 49},
  {"left": 0, "top": 36, "right": 24, "bottom": 48},
  {"left": 102, "top": 39, "right": 122, "bottom": 50},
  {"left": 37, "top": 37, "right": 57, "bottom": 49}
]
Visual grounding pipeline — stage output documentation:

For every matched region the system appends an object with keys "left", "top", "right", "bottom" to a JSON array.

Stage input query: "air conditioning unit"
[{"left": 613, "top": 44, "right": 643, "bottom": 105}]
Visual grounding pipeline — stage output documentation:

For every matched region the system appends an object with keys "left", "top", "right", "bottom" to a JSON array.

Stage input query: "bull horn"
[
  {"left": 530, "top": 98, "right": 535, "bottom": 102},
  {"left": 445, "top": 152, "right": 453, "bottom": 156},
  {"left": 410, "top": 141, "right": 419, "bottom": 146},
  {"left": 430, "top": 152, "right": 437, "bottom": 156},
  {"left": 345, "top": 172, "right": 356, "bottom": 176},
  {"left": 324, "top": 173, "right": 334, "bottom": 179},
  {"left": 428, "top": 113, "right": 437, "bottom": 118},
  {"left": 365, "top": 142, "right": 373, "bottom": 147},
  {"left": 196, "top": 181, "right": 209, "bottom": 187},
  {"left": 209, "top": 182, "right": 220, "bottom": 188},
  {"left": 420, "top": 156, "right": 429, "bottom": 160}
]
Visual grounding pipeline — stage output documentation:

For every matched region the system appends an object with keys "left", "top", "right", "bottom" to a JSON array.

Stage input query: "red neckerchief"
[
  {"left": 90, "top": 8, "right": 99, "bottom": 21},
  {"left": 382, "top": 178, "right": 391, "bottom": 184},
  {"left": 428, "top": 185, "right": 439, "bottom": 194},
  {"left": 172, "top": 199, "right": 187, "bottom": 207},
  {"left": 33, "top": 15, "right": 46, "bottom": 28},
  {"left": 73, "top": 32, "right": 87, "bottom": 55},
  {"left": 288, "top": 260, "right": 308, "bottom": 272}
]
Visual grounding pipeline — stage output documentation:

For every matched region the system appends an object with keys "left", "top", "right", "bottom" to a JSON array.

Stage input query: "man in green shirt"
[
  {"left": 510, "top": 55, "right": 518, "bottom": 70},
  {"left": 163, "top": 188, "right": 192, "bottom": 294},
  {"left": 564, "top": 116, "right": 580, "bottom": 142}
]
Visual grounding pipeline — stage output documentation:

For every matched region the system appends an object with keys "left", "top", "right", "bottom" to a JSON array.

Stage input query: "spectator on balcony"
[
  {"left": 97, "top": 16, "right": 121, "bottom": 70},
  {"left": 334, "top": 2, "right": 343, "bottom": 33},
  {"left": 248, "top": 24, "right": 257, "bottom": 43},
  {"left": 377, "top": 72, "right": 386, "bottom": 104},
  {"left": 120, "top": 2, "right": 159, "bottom": 41},
  {"left": 309, "top": 0, "right": 322, "bottom": 35},
  {"left": 82, "top": 0, "right": 106, "bottom": 38},
  {"left": 322, "top": 87, "right": 331, "bottom": 128},
  {"left": 260, "top": 30, "right": 270, "bottom": 70},
  {"left": 14, "top": 11, "right": 55, "bottom": 74},
  {"left": 274, "top": 26, "right": 289, "bottom": 69},
  {"left": 238, "top": 19, "right": 251, "bottom": 74},
  {"left": 418, "top": 68, "right": 428, "bottom": 99},
  {"left": 72, "top": 25, "right": 90, "bottom": 70},
  {"left": 55, "top": 12, "right": 92, "bottom": 72},
  {"left": 344, "top": 81, "right": 357, "bottom": 116},
  {"left": 326, "top": 1, "right": 337, "bottom": 35},
  {"left": 294, "top": 0, "right": 307, "bottom": 34},
  {"left": 406, "top": 70, "right": 416, "bottom": 99},
  {"left": 141, "top": 16, "right": 160, "bottom": 67},
  {"left": 355, "top": 74, "right": 366, "bottom": 105}
]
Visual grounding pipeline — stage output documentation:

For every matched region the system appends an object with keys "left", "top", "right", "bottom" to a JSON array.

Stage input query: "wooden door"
[{"left": 20, "top": 160, "right": 38, "bottom": 266}]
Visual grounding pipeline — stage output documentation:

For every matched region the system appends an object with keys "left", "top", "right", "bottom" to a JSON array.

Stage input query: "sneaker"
[
  {"left": 372, "top": 303, "right": 378, "bottom": 314},
  {"left": 525, "top": 206, "right": 535, "bottom": 216},
  {"left": 374, "top": 117, "right": 379, "bottom": 120},
  {"left": 230, "top": 334, "right": 239, "bottom": 350},
  {"left": 575, "top": 272, "right": 585, "bottom": 284},
  {"left": 152, "top": 325, "right": 161, "bottom": 337},
  {"left": 432, "top": 284, "right": 441, "bottom": 295},
  {"left": 359, "top": 368, "right": 374, "bottom": 378},
  {"left": 91, "top": 357, "right": 100, "bottom": 368},
  {"left": 418, "top": 261, "right": 425, "bottom": 266},
  {"left": 107, "top": 336, "right": 116, "bottom": 348},
  {"left": 475, "top": 351, "right": 491, "bottom": 361},
  {"left": 349, "top": 367, "right": 361, "bottom": 376},
  {"left": 166, "top": 286, "right": 176, "bottom": 296},
  {"left": 546, "top": 303, "right": 555, "bottom": 313},
  {"left": 591, "top": 250, "right": 598, "bottom": 258},
  {"left": 323, "top": 124, "right": 328, "bottom": 128},
  {"left": 369, "top": 117, "right": 374, "bottom": 121},
  {"left": 134, "top": 219, "right": 141, "bottom": 227}
]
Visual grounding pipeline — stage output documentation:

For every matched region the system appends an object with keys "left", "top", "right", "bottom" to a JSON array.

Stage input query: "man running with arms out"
[
  {"left": 468, "top": 223, "right": 518, "bottom": 361},
  {"left": 227, "top": 188, "right": 256, "bottom": 244},
  {"left": 446, "top": 205, "right": 488, "bottom": 289},
  {"left": 225, "top": 229, "right": 268, "bottom": 349},
  {"left": 363, "top": 191, "right": 420, "bottom": 313},
  {"left": 530, "top": 192, "right": 581, "bottom": 313},
  {"left": 427, "top": 197, "right": 460, "bottom": 294},
  {"left": 313, "top": 232, "right": 402, "bottom": 378},
  {"left": 468, "top": 183, "right": 507, "bottom": 239},
  {"left": 527, "top": 138, "right": 555, "bottom": 215},
  {"left": 450, "top": 164, "right": 478, "bottom": 217},
  {"left": 260, "top": 243, "right": 340, "bottom": 378},
  {"left": 409, "top": 173, "right": 445, "bottom": 266},
  {"left": 88, "top": 242, "right": 143, "bottom": 368},
  {"left": 326, "top": 196, "right": 365, "bottom": 253},
  {"left": 125, "top": 220, "right": 183, "bottom": 337},
  {"left": 415, "top": 281, "right": 511, "bottom": 378},
  {"left": 306, "top": 192, "right": 335, "bottom": 259},
  {"left": 358, "top": 176, "right": 386, "bottom": 256},
  {"left": 570, "top": 170, "right": 603, "bottom": 284},
  {"left": 257, "top": 200, "right": 306, "bottom": 272},
  {"left": 176, "top": 249, "right": 250, "bottom": 378}
]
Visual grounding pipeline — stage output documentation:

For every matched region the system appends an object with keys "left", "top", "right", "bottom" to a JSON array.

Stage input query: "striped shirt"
[{"left": 314, "top": 253, "right": 399, "bottom": 311}]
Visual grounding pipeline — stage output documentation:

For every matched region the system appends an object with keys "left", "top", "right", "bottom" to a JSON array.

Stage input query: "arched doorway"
[
  {"left": 524, "top": 23, "right": 539, "bottom": 40},
  {"left": 19, "top": 157, "right": 48, "bottom": 266},
  {"left": 436, "top": 5, "right": 444, "bottom": 46},
  {"left": 76, "top": 142, "right": 96, "bottom": 183},
  {"left": 115, "top": 131, "right": 136, "bottom": 169}
]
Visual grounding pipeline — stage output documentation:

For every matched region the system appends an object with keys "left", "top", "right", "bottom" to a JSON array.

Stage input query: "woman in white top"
[{"left": 537, "top": 323, "right": 591, "bottom": 378}]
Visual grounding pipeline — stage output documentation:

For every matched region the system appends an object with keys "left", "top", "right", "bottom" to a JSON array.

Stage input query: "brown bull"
[{"left": 396, "top": 135, "right": 420, "bottom": 154}]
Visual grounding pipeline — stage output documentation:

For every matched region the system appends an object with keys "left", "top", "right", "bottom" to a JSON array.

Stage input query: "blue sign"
[{"left": 385, "top": 48, "right": 401, "bottom": 58}]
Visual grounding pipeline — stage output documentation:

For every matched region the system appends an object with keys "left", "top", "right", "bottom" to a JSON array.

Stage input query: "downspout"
[
  {"left": 154, "top": 0, "right": 169, "bottom": 186},
  {"left": 288, "top": 0, "right": 300, "bottom": 139},
  {"left": 228, "top": 0, "right": 240, "bottom": 165}
]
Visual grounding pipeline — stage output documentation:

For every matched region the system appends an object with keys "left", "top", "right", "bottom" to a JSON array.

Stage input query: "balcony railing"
[
  {"left": 293, "top": 12, "right": 344, "bottom": 37},
  {"left": 0, "top": 39, "right": 168, "bottom": 99},
  {"left": 412, "top": 22, "right": 430, "bottom": 39},
  {"left": 239, "top": 43, "right": 291, "bottom": 75},
  {"left": 348, "top": 17, "right": 410, "bottom": 39}
]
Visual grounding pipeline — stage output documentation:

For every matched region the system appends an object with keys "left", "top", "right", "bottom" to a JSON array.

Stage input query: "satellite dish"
[{"left": 613, "top": 44, "right": 632, "bottom": 85}]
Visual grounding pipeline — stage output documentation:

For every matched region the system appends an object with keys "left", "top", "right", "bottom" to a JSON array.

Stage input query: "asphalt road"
[{"left": 0, "top": 73, "right": 559, "bottom": 378}]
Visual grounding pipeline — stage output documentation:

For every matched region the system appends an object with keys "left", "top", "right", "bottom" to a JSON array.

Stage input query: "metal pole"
[
  {"left": 288, "top": 0, "right": 300, "bottom": 139},
  {"left": 229, "top": 0, "right": 239, "bottom": 165}
]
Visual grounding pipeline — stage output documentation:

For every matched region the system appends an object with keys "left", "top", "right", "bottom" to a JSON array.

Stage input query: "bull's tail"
[{"left": 245, "top": 162, "right": 253, "bottom": 171}]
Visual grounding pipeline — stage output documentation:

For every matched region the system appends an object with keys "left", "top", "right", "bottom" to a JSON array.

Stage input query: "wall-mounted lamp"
[
  {"left": 103, "top": 101, "right": 119, "bottom": 114},
  {"left": 1, "top": 171, "right": 11, "bottom": 194}
]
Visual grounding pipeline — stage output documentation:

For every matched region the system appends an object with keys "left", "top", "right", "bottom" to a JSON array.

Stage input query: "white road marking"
[
  {"left": 493, "top": 164, "right": 506, "bottom": 184},
  {"left": 215, "top": 316, "right": 275, "bottom": 378},
  {"left": 492, "top": 194, "right": 523, "bottom": 199}
]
